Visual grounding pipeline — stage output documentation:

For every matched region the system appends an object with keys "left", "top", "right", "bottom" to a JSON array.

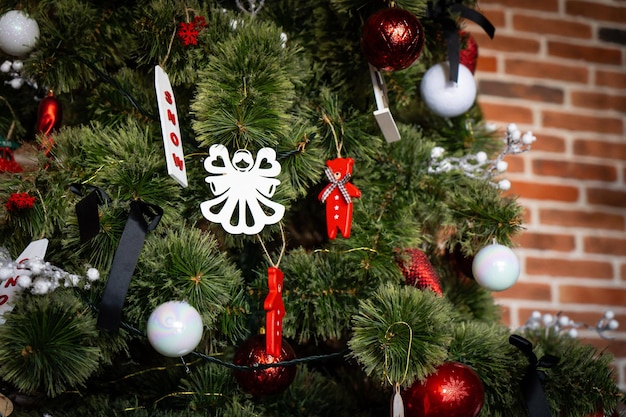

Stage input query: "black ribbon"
[
  {"left": 97, "top": 200, "right": 162, "bottom": 331},
  {"left": 71, "top": 184, "right": 111, "bottom": 243},
  {"left": 509, "top": 335, "right": 559, "bottom": 417},
  {"left": 426, "top": 1, "right": 496, "bottom": 82}
]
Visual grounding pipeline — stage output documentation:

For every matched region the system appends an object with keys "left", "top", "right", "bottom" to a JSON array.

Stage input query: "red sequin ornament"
[
  {"left": 5, "top": 192, "right": 36, "bottom": 212},
  {"left": 233, "top": 334, "right": 297, "bottom": 396},
  {"left": 361, "top": 8, "right": 425, "bottom": 72},
  {"left": 402, "top": 361, "right": 485, "bottom": 417},
  {"left": 459, "top": 31, "right": 478, "bottom": 74},
  {"left": 398, "top": 248, "right": 443, "bottom": 296}
]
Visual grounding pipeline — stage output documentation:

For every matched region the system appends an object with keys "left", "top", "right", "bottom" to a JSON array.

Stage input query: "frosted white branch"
[
  {"left": 520, "top": 310, "right": 619, "bottom": 340},
  {"left": 428, "top": 123, "right": 536, "bottom": 190},
  {"left": 0, "top": 247, "right": 99, "bottom": 295}
]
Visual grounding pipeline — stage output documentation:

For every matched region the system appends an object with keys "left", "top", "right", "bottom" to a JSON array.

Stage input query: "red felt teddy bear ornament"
[{"left": 318, "top": 157, "right": 361, "bottom": 239}]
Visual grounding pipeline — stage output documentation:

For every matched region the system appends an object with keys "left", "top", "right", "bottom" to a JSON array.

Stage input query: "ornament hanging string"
[
  {"left": 383, "top": 321, "right": 413, "bottom": 387},
  {"left": 384, "top": 321, "right": 413, "bottom": 417},
  {"left": 322, "top": 111, "right": 343, "bottom": 158},
  {"left": 257, "top": 221, "right": 287, "bottom": 268},
  {"left": 425, "top": 1, "right": 495, "bottom": 82}
]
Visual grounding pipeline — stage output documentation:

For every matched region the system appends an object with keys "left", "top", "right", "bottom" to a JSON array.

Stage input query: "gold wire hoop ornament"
[{"left": 383, "top": 320, "right": 413, "bottom": 387}]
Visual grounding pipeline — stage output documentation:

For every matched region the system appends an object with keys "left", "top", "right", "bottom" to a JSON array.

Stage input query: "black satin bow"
[
  {"left": 510, "top": 334, "right": 559, "bottom": 417},
  {"left": 71, "top": 183, "right": 112, "bottom": 243},
  {"left": 426, "top": 1, "right": 495, "bottom": 82}
]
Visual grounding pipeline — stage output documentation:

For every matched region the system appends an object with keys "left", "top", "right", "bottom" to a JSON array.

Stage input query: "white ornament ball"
[
  {"left": 420, "top": 62, "right": 477, "bottom": 118},
  {"left": 471, "top": 243, "right": 520, "bottom": 291},
  {"left": 0, "top": 10, "right": 40, "bottom": 57},
  {"left": 147, "top": 301, "right": 204, "bottom": 357}
]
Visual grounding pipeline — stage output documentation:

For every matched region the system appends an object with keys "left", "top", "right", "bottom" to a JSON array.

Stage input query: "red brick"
[
  {"left": 476, "top": 55, "right": 498, "bottom": 72},
  {"left": 478, "top": 80, "right": 564, "bottom": 103},
  {"left": 465, "top": 8, "right": 505, "bottom": 30},
  {"left": 587, "top": 188, "right": 626, "bottom": 208},
  {"left": 560, "top": 285, "right": 626, "bottom": 305},
  {"left": 532, "top": 159, "right": 617, "bottom": 182},
  {"left": 574, "top": 139, "right": 626, "bottom": 161},
  {"left": 478, "top": 0, "right": 558, "bottom": 12},
  {"left": 596, "top": 69, "right": 626, "bottom": 89},
  {"left": 499, "top": 305, "right": 512, "bottom": 326},
  {"left": 507, "top": 180, "right": 580, "bottom": 202},
  {"left": 543, "top": 110, "right": 623, "bottom": 134},
  {"left": 548, "top": 40, "right": 623, "bottom": 65},
  {"left": 513, "top": 14, "right": 593, "bottom": 38},
  {"left": 493, "top": 281, "right": 552, "bottom": 300},
  {"left": 622, "top": 263, "right": 626, "bottom": 280},
  {"left": 478, "top": 101, "right": 534, "bottom": 124},
  {"left": 505, "top": 58, "right": 589, "bottom": 83},
  {"left": 584, "top": 236, "right": 626, "bottom": 256},
  {"left": 503, "top": 154, "right": 525, "bottom": 173},
  {"left": 567, "top": 1, "right": 626, "bottom": 24},
  {"left": 526, "top": 257, "right": 614, "bottom": 278},
  {"left": 473, "top": 32, "right": 541, "bottom": 54},
  {"left": 531, "top": 133, "right": 566, "bottom": 153},
  {"left": 571, "top": 90, "right": 626, "bottom": 112},
  {"left": 540, "top": 208, "right": 625, "bottom": 230},
  {"left": 515, "top": 232, "right": 576, "bottom": 252}
]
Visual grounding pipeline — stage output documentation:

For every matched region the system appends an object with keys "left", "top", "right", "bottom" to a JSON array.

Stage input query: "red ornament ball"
[
  {"left": 361, "top": 8, "right": 425, "bottom": 71},
  {"left": 403, "top": 361, "right": 484, "bottom": 417},
  {"left": 233, "top": 334, "right": 297, "bottom": 396},
  {"left": 459, "top": 31, "right": 478, "bottom": 74}
]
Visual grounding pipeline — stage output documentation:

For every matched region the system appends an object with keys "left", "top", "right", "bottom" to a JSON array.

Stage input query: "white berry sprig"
[
  {"left": 521, "top": 310, "right": 619, "bottom": 340},
  {"left": 428, "top": 123, "right": 536, "bottom": 190},
  {"left": 0, "top": 248, "right": 99, "bottom": 295}
]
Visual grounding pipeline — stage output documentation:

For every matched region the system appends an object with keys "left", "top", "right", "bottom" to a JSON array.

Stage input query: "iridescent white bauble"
[
  {"left": 0, "top": 10, "right": 40, "bottom": 56},
  {"left": 147, "top": 301, "right": 204, "bottom": 357},
  {"left": 420, "top": 62, "right": 476, "bottom": 118},
  {"left": 472, "top": 243, "right": 520, "bottom": 291}
]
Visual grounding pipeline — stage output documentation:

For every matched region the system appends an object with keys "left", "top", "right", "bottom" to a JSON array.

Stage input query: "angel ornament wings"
[{"left": 200, "top": 144, "right": 285, "bottom": 235}]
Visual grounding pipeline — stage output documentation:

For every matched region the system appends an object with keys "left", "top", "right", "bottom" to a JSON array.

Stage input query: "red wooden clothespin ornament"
[{"left": 263, "top": 267, "right": 285, "bottom": 356}]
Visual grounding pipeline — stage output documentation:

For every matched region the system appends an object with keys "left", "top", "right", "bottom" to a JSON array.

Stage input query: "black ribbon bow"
[
  {"left": 426, "top": 1, "right": 495, "bottom": 82},
  {"left": 71, "top": 184, "right": 112, "bottom": 243},
  {"left": 97, "top": 200, "right": 162, "bottom": 332},
  {"left": 509, "top": 334, "right": 559, "bottom": 417}
]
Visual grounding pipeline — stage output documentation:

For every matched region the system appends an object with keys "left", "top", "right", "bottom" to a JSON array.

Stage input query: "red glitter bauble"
[
  {"left": 398, "top": 248, "right": 443, "bottom": 296},
  {"left": 459, "top": 31, "right": 478, "bottom": 74},
  {"left": 233, "top": 334, "right": 297, "bottom": 396},
  {"left": 361, "top": 8, "right": 425, "bottom": 71},
  {"left": 403, "top": 361, "right": 484, "bottom": 417}
]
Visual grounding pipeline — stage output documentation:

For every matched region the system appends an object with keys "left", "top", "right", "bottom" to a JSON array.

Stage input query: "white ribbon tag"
[
  {"left": 155, "top": 65, "right": 188, "bottom": 187},
  {"left": 0, "top": 239, "right": 49, "bottom": 324},
  {"left": 369, "top": 64, "right": 401, "bottom": 143}
]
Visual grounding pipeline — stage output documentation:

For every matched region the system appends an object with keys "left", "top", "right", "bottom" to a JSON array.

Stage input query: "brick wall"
[{"left": 466, "top": 0, "right": 626, "bottom": 391}]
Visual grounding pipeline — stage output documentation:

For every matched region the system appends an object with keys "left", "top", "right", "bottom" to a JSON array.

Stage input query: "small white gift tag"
[
  {"left": 0, "top": 238, "right": 49, "bottom": 324},
  {"left": 369, "top": 64, "right": 401, "bottom": 143},
  {"left": 390, "top": 383, "right": 405, "bottom": 417},
  {"left": 155, "top": 65, "right": 188, "bottom": 187}
]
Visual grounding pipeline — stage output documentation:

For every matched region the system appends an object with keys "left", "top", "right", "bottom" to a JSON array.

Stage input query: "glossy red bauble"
[
  {"left": 403, "top": 361, "right": 484, "bottom": 417},
  {"left": 361, "top": 8, "right": 425, "bottom": 71},
  {"left": 233, "top": 334, "right": 297, "bottom": 396}
]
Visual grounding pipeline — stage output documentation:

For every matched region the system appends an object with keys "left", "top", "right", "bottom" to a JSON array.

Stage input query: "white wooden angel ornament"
[{"left": 200, "top": 144, "right": 285, "bottom": 235}]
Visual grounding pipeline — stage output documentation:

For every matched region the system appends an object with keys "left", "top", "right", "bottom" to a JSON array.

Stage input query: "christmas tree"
[{"left": 0, "top": 1, "right": 623, "bottom": 416}]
